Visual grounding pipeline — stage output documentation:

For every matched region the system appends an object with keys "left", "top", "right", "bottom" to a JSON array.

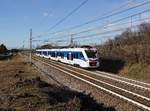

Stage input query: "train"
[{"left": 35, "top": 47, "right": 100, "bottom": 68}]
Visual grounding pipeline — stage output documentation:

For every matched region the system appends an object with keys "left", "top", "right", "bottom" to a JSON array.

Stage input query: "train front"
[{"left": 84, "top": 48, "right": 100, "bottom": 68}]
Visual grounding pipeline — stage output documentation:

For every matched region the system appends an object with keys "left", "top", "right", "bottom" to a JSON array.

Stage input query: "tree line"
[
  {"left": 0, "top": 44, "right": 7, "bottom": 54},
  {"left": 97, "top": 22, "right": 150, "bottom": 64}
]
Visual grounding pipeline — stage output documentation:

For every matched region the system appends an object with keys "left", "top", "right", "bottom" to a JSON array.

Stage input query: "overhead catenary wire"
[
  {"left": 53, "top": 16, "right": 150, "bottom": 41},
  {"left": 33, "top": 9, "right": 150, "bottom": 42},
  {"left": 34, "top": 0, "right": 89, "bottom": 39},
  {"left": 52, "top": 19, "right": 150, "bottom": 43},
  {"left": 69, "top": 9, "right": 150, "bottom": 36},
  {"left": 73, "top": 20, "right": 150, "bottom": 40},
  {"left": 34, "top": 0, "right": 150, "bottom": 39},
  {"left": 34, "top": 0, "right": 135, "bottom": 38},
  {"left": 47, "top": 0, "right": 89, "bottom": 32},
  {"left": 59, "top": 0, "right": 150, "bottom": 32}
]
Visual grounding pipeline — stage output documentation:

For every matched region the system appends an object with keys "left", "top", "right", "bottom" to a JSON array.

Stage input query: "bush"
[
  {"left": 0, "top": 44, "right": 7, "bottom": 54},
  {"left": 97, "top": 22, "right": 150, "bottom": 64}
]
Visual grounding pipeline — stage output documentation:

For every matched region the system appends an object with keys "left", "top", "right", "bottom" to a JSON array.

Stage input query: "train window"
[
  {"left": 60, "top": 52, "right": 62, "bottom": 58},
  {"left": 54, "top": 52, "right": 58, "bottom": 57},
  {"left": 75, "top": 52, "right": 78, "bottom": 59},
  {"left": 48, "top": 51, "right": 51, "bottom": 55},
  {"left": 71, "top": 53, "right": 74, "bottom": 60},
  {"left": 64, "top": 52, "right": 67, "bottom": 58},
  {"left": 67, "top": 53, "right": 69, "bottom": 60},
  {"left": 61, "top": 52, "right": 64, "bottom": 58},
  {"left": 74, "top": 53, "right": 76, "bottom": 58},
  {"left": 85, "top": 50, "right": 96, "bottom": 58},
  {"left": 79, "top": 52, "right": 84, "bottom": 58},
  {"left": 72, "top": 53, "right": 75, "bottom": 59},
  {"left": 57, "top": 52, "right": 59, "bottom": 56},
  {"left": 51, "top": 52, "right": 55, "bottom": 57},
  {"left": 58, "top": 52, "right": 62, "bottom": 57},
  {"left": 79, "top": 52, "right": 84, "bottom": 59},
  {"left": 55, "top": 52, "right": 56, "bottom": 57},
  {"left": 43, "top": 51, "right": 47, "bottom": 56}
]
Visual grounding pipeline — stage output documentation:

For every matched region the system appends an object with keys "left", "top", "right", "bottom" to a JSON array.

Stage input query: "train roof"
[{"left": 36, "top": 47, "right": 97, "bottom": 52}]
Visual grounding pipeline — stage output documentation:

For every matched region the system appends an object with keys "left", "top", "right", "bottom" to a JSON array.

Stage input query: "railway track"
[
  {"left": 31, "top": 55, "right": 150, "bottom": 111},
  {"left": 94, "top": 70, "right": 150, "bottom": 89}
]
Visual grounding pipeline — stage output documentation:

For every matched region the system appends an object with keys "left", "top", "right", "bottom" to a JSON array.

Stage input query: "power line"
[
  {"left": 34, "top": 0, "right": 89, "bottom": 38},
  {"left": 33, "top": 15, "right": 150, "bottom": 43},
  {"left": 47, "top": 0, "right": 89, "bottom": 32},
  {"left": 34, "top": 8, "right": 150, "bottom": 41},
  {"left": 34, "top": 0, "right": 150, "bottom": 38},
  {"left": 62, "top": 0, "right": 150, "bottom": 31},
  {"left": 70, "top": 9, "right": 150, "bottom": 36},
  {"left": 47, "top": 16, "right": 150, "bottom": 42},
  {"left": 33, "top": 0, "right": 135, "bottom": 38},
  {"left": 73, "top": 19, "right": 150, "bottom": 40}
]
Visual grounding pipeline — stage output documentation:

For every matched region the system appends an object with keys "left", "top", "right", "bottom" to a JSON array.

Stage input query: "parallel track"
[
  {"left": 31, "top": 55, "right": 150, "bottom": 111},
  {"left": 94, "top": 70, "right": 150, "bottom": 88}
]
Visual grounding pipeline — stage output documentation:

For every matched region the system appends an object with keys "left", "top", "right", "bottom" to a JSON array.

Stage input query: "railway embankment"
[
  {"left": 32, "top": 55, "right": 149, "bottom": 111},
  {"left": 0, "top": 54, "right": 115, "bottom": 111}
]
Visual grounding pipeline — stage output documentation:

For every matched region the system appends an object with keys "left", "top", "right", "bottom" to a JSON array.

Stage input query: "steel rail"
[
  {"left": 95, "top": 70, "right": 150, "bottom": 88},
  {"left": 32, "top": 56, "right": 150, "bottom": 111},
  {"left": 43, "top": 56, "right": 150, "bottom": 91},
  {"left": 35, "top": 57, "right": 150, "bottom": 102}
]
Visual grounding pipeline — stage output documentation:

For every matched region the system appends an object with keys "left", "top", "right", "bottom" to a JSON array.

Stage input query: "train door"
[
  {"left": 73, "top": 52, "right": 80, "bottom": 66},
  {"left": 78, "top": 52, "right": 85, "bottom": 67},
  {"left": 68, "top": 52, "right": 73, "bottom": 65}
]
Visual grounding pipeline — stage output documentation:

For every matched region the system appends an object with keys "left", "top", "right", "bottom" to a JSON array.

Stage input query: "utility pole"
[
  {"left": 29, "top": 29, "right": 32, "bottom": 64},
  {"left": 131, "top": 16, "right": 133, "bottom": 29},
  {"left": 70, "top": 34, "right": 74, "bottom": 47},
  {"left": 23, "top": 40, "right": 25, "bottom": 50}
]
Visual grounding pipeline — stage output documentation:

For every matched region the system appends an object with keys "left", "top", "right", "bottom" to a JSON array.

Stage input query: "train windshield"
[{"left": 85, "top": 50, "right": 96, "bottom": 58}]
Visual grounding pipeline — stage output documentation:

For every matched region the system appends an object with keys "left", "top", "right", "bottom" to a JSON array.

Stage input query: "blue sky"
[{"left": 0, "top": 0, "right": 150, "bottom": 48}]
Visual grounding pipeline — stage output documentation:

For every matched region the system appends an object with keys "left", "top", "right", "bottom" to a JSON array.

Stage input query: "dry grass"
[
  {"left": 119, "top": 63, "right": 150, "bottom": 83},
  {"left": 0, "top": 54, "right": 114, "bottom": 111}
]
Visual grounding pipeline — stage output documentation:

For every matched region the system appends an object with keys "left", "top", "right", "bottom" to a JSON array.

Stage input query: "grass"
[
  {"left": 0, "top": 54, "right": 116, "bottom": 111},
  {"left": 119, "top": 63, "right": 150, "bottom": 83}
]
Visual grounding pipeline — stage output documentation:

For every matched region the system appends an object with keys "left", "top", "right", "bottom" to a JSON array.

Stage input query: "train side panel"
[{"left": 35, "top": 48, "right": 99, "bottom": 68}]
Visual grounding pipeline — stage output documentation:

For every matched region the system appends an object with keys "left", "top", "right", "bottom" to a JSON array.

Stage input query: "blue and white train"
[{"left": 36, "top": 47, "right": 99, "bottom": 68}]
